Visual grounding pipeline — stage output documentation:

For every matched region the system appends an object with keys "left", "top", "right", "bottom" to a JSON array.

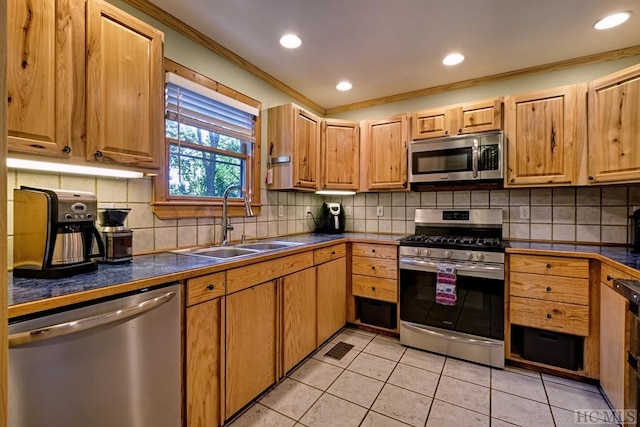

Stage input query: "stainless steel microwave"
[{"left": 409, "top": 130, "right": 503, "bottom": 184}]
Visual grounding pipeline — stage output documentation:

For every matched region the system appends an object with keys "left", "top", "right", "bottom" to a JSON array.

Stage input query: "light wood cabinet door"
[
  {"left": 186, "top": 297, "right": 225, "bottom": 427},
  {"left": 86, "top": 0, "right": 164, "bottom": 168},
  {"left": 411, "top": 107, "right": 452, "bottom": 140},
  {"left": 267, "top": 104, "right": 321, "bottom": 190},
  {"left": 506, "top": 86, "right": 577, "bottom": 186},
  {"left": 588, "top": 63, "right": 640, "bottom": 184},
  {"left": 458, "top": 98, "right": 503, "bottom": 135},
  {"left": 282, "top": 267, "right": 317, "bottom": 373},
  {"left": 360, "top": 114, "right": 408, "bottom": 191},
  {"left": 317, "top": 258, "right": 347, "bottom": 346},
  {"left": 600, "top": 282, "right": 628, "bottom": 412},
  {"left": 7, "top": 0, "right": 79, "bottom": 156},
  {"left": 226, "top": 281, "right": 277, "bottom": 419},
  {"left": 320, "top": 119, "right": 359, "bottom": 191}
]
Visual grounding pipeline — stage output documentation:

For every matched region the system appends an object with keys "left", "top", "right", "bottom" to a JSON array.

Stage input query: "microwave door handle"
[{"left": 472, "top": 139, "right": 479, "bottom": 178}]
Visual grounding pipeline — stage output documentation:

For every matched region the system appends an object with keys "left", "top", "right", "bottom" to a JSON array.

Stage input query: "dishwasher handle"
[{"left": 9, "top": 290, "right": 176, "bottom": 347}]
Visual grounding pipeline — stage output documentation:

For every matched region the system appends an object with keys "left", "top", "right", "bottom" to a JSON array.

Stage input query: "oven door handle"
[
  {"left": 400, "top": 258, "right": 503, "bottom": 275},
  {"left": 472, "top": 138, "right": 479, "bottom": 178}
]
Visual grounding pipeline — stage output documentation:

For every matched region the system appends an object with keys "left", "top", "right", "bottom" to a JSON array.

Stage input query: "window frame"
[{"left": 153, "top": 58, "right": 262, "bottom": 219}]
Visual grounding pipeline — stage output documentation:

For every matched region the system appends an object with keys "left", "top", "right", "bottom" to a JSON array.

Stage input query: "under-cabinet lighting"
[
  {"left": 7, "top": 158, "right": 145, "bottom": 179},
  {"left": 594, "top": 12, "right": 631, "bottom": 30},
  {"left": 316, "top": 190, "right": 357, "bottom": 196}
]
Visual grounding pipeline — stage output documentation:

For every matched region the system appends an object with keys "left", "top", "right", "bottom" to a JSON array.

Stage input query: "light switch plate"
[
  {"left": 376, "top": 206, "right": 384, "bottom": 217},
  {"left": 345, "top": 206, "right": 352, "bottom": 217},
  {"left": 278, "top": 205, "right": 284, "bottom": 217},
  {"left": 519, "top": 206, "right": 530, "bottom": 220}
]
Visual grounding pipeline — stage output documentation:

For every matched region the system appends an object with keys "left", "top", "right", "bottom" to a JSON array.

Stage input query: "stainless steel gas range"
[{"left": 399, "top": 208, "right": 507, "bottom": 368}]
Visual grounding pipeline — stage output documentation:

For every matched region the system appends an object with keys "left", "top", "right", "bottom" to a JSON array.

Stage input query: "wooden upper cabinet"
[
  {"left": 588, "top": 63, "right": 640, "bottom": 184},
  {"left": 320, "top": 119, "right": 359, "bottom": 191},
  {"left": 7, "top": 0, "right": 79, "bottom": 157},
  {"left": 267, "top": 104, "right": 321, "bottom": 191},
  {"left": 86, "top": 0, "right": 164, "bottom": 169},
  {"left": 505, "top": 86, "right": 579, "bottom": 186},
  {"left": 360, "top": 114, "right": 408, "bottom": 191},
  {"left": 411, "top": 98, "right": 502, "bottom": 140}
]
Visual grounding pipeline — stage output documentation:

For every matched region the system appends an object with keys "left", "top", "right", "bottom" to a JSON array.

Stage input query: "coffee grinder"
[{"left": 99, "top": 208, "right": 133, "bottom": 263}]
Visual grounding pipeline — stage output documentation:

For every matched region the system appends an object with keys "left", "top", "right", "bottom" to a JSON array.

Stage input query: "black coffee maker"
[
  {"left": 13, "top": 187, "right": 105, "bottom": 278},
  {"left": 633, "top": 209, "right": 640, "bottom": 253},
  {"left": 316, "top": 202, "right": 345, "bottom": 233}
]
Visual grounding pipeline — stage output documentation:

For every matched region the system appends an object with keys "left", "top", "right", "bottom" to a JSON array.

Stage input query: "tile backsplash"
[{"left": 6, "top": 169, "right": 640, "bottom": 267}]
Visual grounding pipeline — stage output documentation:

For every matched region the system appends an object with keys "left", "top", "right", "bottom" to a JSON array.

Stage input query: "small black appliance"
[
  {"left": 633, "top": 208, "right": 640, "bottom": 253},
  {"left": 316, "top": 202, "right": 345, "bottom": 233}
]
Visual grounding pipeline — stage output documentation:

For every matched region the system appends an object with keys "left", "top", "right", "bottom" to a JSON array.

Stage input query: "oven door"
[
  {"left": 399, "top": 259, "right": 504, "bottom": 340},
  {"left": 409, "top": 132, "right": 503, "bottom": 184}
]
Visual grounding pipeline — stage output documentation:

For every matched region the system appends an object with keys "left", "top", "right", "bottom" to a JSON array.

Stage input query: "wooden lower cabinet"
[
  {"left": 225, "top": 281, "right": 278, "bottom": 419},
  {"left": 600, "top": 281, "right": 629, "bottom": 412},
  {"left": 317, "top": 257, "right": 347, "bottom": 345},
  {"left": 282, "top": 267, "right": 317, "bottom": 373},
  {"left": 186, "top": 296, "right": 225, "bottom": 427}
]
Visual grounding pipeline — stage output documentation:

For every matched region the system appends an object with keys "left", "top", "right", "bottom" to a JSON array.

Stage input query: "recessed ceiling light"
[
  {"left": 594, "top": 12, "right": 631, "bottom": 30},
  {"left": 336, "top": 81, "right": 352, "bottom": 91},
  {"left": 443, "top": 53, "right": 465, "bottom": 66},
  {"left": 279, "top": 34, "right": 302, "bottom": 49}
]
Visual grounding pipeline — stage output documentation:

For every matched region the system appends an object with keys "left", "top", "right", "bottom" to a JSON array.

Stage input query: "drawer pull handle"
[
  {"left": 546, "top": 287, "right": 552, "bottom": 292},
  {"left": 207, "top": 284, "right": 215, "bottom": 291},
  {"left": 331, "top": 251, "right": 336, "bottom": 255},
  {"left": 372, "top": 287, "right": 376, "bottom": 291},
  {"left": 371, "top": 266, "right": 376, "bottom": 270},
  {"left": 372, "top": 249, "right": 376, "bottom": 253},
  {"left": 546, "top": 313, "right": 552, "bottom": 319},
  {"left": 546, "top": 264, "right": 552, "bottom": 269}
]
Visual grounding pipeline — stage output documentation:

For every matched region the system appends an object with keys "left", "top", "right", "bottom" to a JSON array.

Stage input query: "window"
[{"left": 153, "top": 59, "right": 261, "bottom": 219}]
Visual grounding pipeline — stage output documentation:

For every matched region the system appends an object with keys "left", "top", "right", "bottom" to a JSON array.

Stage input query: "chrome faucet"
[{"left": 221, "top": 185, "right": 254, "bottom": 246}]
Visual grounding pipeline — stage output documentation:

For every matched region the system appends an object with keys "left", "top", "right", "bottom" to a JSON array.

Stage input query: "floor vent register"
[{"left": 324, "top": 342, "right": 354, "bottom": 360}]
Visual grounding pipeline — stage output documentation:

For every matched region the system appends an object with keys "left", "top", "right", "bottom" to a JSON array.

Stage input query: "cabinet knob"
[
  {"left": 588, "top": 176, "right": 594, "bottom": 181},
  {"left": 62, "top": 145, "right": 71, "bottom": 154},
  {"left": 94, "top": 150, "right": 103, "bottom": 159},
  {"left": 546, "top": 264, "right": 552, "bottom": 269},
  {"left": 331, "top": 251, "right": 336, "bottom": 255},
  {"left": 546, "top": 313, "right": 552, "bottom": 319},
  {"left": 510, "top": 178, "right": 515, "bottom": 183},
  {"left": 546, "top": 287, "right": 552, "bottom": 292},
  {"left": 371, "top": 265, "right": 375, "bottom": 270},
  {"left": 371, "top": 249, "right": 376, "bottom": 253},
  {"left": 444, "top": 130, "right": 449, "bottom": 135},
  {"left": 606, "top": 275, "right": 612, "bottom": 281},
  {"left": 458, "top": 128, "right": 462, "bottom": 134},
  {"left": 371, "top": 287, "right": 376, "bottom": 291},
  {"left": 207, "top": 284, "right": 215, "bottom": 291}
]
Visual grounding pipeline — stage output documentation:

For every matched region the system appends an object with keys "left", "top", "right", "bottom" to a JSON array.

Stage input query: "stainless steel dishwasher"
[{"left": 8, "top": 283, "right": 182, "bottom": 427}]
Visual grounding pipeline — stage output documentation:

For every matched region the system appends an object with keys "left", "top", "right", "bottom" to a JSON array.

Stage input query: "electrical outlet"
[
  {"left": 519, "top": 206, "right": 530, "bottom": 220},
  {"left": 376, "top": 206, "right": 384, "bottom": 217},
  {"left": 345, "top": 206, "right": 352, "bottom": 217},
  {"left": 278, "top": 205, "right": 284, "bottom": 217},
  {"left": 305, "top": 206, "right": 311, "bottom": 216}
]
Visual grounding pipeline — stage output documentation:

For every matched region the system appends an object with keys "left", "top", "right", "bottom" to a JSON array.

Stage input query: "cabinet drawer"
[
  {"left": 314, "top": 243, "right": 346, "bottom": 265},
  {"left": 227, "top": 252, "right": 314, "bottom": 293},
  {"left": 352, "top": 243, "right": 397, "bottom": 260},
  {"left": 510, "top": 296, "right": 589, "bottom": 336},
  {"left": 510, "top": 272, "right": 589, "bottom": 305},
  {"left": 352, "top": 275, "right": 397, "bottom": 303},
  {"left": 352, "top": 256, "right": 397, "bottom": 279},
  {"left": 601, "top": 263, "right": 635, "bottom": 288},
  {"left": 186, "top": 272, "right": 226, "bottom": 306},
  {"left": 510, "top": 254, "right": 589, "bottom": 278}
]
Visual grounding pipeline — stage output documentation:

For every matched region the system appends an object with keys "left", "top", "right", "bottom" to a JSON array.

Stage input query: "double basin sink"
[{"left": 171, "top": 241, "right": 303, "bottom": 260}]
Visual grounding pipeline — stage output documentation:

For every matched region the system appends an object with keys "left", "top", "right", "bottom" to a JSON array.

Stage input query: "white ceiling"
[{"left": 148, "top": 0, "right": 640, "bottom": 110}]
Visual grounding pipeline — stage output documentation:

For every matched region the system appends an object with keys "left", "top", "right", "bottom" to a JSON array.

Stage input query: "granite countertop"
[
  {"left": 507, "top": 241, "right": 640, "bottom": 271},
  {"left": 8, "top": 232, "right": 404, "bottom": 317}
]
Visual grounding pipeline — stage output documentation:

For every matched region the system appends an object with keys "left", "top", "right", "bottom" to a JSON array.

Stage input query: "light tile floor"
[{"left": 228, "top": 327, "right": 619, "bottom": 427}]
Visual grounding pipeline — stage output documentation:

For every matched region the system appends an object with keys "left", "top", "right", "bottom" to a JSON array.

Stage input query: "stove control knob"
[
  {"left": 477, "top": 253, "right": 485, "bottom": 262},
  {"left": 465, "top": 252, "right": 473, "bottom": 261},
  {"left": 424, "top": 249, "right": 431, "bottom": 257},
  {"left": 443, "top": 250, "right": 452, "bottom": 259}
]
